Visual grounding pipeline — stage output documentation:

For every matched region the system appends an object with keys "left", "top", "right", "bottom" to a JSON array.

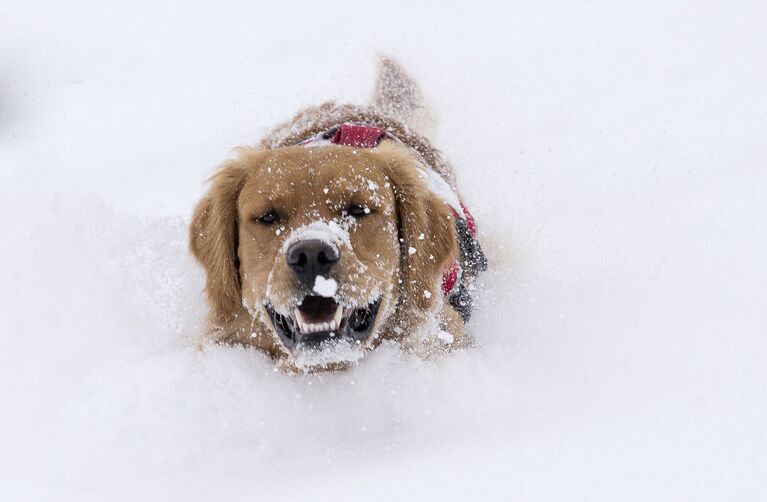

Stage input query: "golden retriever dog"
[{"left": 190, "top": 58, "right": 486, "bottom": 369}]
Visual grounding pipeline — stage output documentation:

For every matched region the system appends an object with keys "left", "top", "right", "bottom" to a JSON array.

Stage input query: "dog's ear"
[
  {"left": 189, "top": 157, "right": 250, "bottom": 324},
  {"left": 379, "top": 146, "right": 458, "bottom": 314}
]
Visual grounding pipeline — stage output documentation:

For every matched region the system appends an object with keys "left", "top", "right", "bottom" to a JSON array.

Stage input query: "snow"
[
  {"left": 436, "top": 330, "right": 453, "bottom": 345},
  {"left": 291, "top": 338, "right": 366, "bottom": 370},
  {"left": 313, "top": 275, "right": 338, "bottom": 297},
  {"left": 2, "top": 1, "right": 767, "bottom": 501},
  {"left": 416, "top": 166, "right": 466, "bottom": 218},
  {"left": 281, "top": 220, "right": 350, "bottom": 253}
]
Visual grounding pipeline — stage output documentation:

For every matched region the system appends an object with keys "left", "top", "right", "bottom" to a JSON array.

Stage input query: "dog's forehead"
[{"left": 242, "top": 146, "right": 390, "bottom": 197}]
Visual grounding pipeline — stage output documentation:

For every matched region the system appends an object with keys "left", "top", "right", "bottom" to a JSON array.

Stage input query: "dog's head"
[{"left": 190, "top": 141, "right": 457, "bottom": 365}]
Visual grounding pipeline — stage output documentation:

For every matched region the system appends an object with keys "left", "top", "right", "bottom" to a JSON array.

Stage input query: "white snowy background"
[{"left": 1, "top": 1, "right": 765, "bottom": 500}]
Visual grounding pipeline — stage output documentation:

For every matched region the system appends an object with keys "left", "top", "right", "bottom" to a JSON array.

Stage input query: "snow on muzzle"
[{"left": 266, "top": 296, "right": 381, "bottom": 351}]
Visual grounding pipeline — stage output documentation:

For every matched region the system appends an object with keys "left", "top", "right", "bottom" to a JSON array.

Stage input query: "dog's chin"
[{"left": 264, "top": 295, "right": 383, "bottom": 358}]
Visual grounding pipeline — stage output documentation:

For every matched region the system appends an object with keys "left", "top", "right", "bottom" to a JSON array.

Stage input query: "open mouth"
[{"left": 265, "top": 296, "right": 382, "bottom": 351}]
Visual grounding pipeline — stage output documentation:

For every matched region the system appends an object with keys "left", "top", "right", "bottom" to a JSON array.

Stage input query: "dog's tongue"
[{"left": 297, "top": 296, "right": 338, "bottom": 323}]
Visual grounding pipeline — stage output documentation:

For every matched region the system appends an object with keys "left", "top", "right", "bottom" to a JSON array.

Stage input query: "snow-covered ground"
[{"left": 1, "top": 1, "right": 766, "bottom": 500}]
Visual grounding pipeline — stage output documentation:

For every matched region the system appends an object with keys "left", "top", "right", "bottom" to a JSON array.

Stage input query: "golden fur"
[{"left": 190, "top": 59, "right": 473, "bottom": 367}]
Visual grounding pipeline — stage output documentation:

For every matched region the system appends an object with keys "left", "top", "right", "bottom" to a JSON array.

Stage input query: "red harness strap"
[
  {"left": 320, "top": 123, "right": 476, "bottom": 298},
  {"left": 330, "top": 124, "right": 388, "bottom": 148},
  {"left": 440, "top": 202, "right": 479, "bottom": 296}
]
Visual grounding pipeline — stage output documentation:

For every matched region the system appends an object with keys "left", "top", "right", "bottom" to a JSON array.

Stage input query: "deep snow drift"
[{"left": 1, "top": 1, "right": 766, "bottom": 500}]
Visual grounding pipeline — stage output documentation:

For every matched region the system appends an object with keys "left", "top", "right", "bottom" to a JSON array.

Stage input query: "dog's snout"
[{"left": 286, "top": 239, "right": 340, "bottom": 281}]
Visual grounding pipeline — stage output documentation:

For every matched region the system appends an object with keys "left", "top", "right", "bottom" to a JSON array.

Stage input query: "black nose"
[{"left": 286, "top": 239, "right": 340, "bottom": 282}]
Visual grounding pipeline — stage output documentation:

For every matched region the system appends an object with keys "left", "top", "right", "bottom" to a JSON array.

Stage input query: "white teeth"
[
  {"left": 292, "top": 305, "right": 346, "bottom": 334},
  {"left": 333, "top": 305, "right": 343, "bottom": 326}
]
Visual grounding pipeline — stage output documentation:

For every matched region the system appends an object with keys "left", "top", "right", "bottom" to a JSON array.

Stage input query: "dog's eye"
[
  {"left": 257, "top": 211, "right": 280, "bottom": 224},
  {"left": 347, "top": 204, "right": 371, "bottom": 218}
]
